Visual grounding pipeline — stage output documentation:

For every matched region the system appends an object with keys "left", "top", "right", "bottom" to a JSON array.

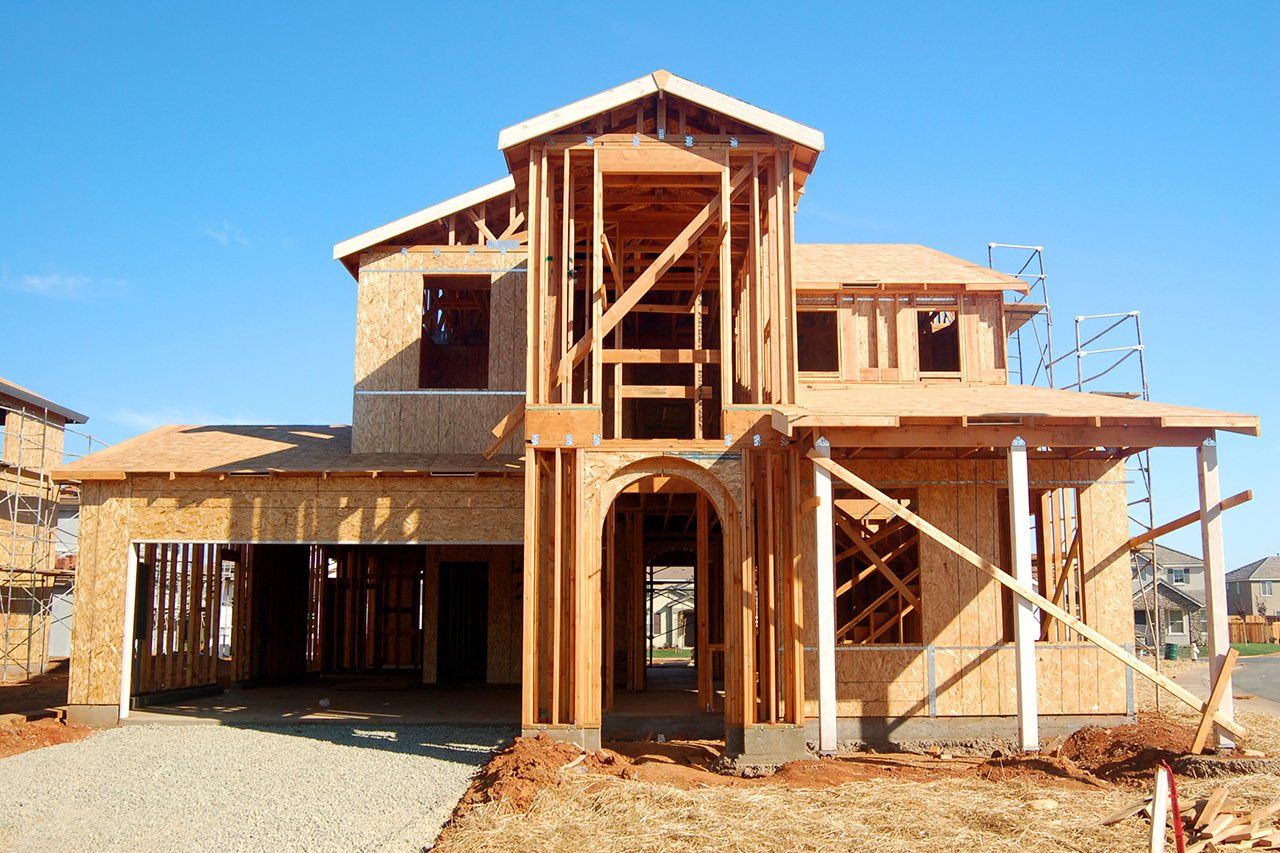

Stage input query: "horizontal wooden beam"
[
  {"left": 618, "top": 385, "right": 713, "bottom": 400},
  {"left": 818, "top": 424, "right": 1215, "bottom": 449},
  {"left": 808, "top": 451, "right": 1247, "bottom": 740},
  {"left": 602, "top": 348, "right": 720, "bottom": 364}
]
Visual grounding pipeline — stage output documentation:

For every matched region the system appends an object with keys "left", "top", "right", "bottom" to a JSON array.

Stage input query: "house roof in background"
[
  {"left": 1132, "top": 543, "right": 1203, "bottom": 570},
  {"left": 0, "top": 376, "right": 87, "bottom": 424},
  {"left": 1132, "top": 577, "right": 1205, "bottom": 609},
  {"left": 1226, "top": 556, "right": 1280, "bottom": 583}
]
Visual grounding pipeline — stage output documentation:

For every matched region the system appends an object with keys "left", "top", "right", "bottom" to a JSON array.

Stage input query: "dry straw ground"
[{"left": 436, "top": 661, "right": 1280, "bottom": 852}]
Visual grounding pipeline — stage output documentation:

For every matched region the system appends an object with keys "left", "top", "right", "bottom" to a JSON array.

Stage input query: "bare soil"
[
  {"left": 0, "top": 660, "right": 91, "bottom": 759},
  {"left": 436, "top": 710, "right": 1278, "bottom": 850},
  {"left": 0, "top": 717, "right": 92, "bottom": 759}
]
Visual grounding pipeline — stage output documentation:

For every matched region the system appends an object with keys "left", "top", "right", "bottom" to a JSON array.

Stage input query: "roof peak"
[{"left": 497, "top": 70, "right": 824, "bottom": 152}]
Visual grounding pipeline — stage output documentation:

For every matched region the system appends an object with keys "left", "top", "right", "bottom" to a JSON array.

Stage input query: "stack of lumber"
[{"left": 1104, "top": 787, "right": 1280, "bottom": 850}]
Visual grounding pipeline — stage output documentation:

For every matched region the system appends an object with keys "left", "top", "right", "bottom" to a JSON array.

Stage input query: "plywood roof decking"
[
  {"left": 782, "top": 384, "right": 1260, "bottom": 435},
  {"left": 52, "top": 424, "right": 522, "bottom": 480},
  {"left": 496, "top": 69, "right": 826, "bottom": 153},
  {"left": 793, "top": 244, "right": 1029, "bottom": 292}
]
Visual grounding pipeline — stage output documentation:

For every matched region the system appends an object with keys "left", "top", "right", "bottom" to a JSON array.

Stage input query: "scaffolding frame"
[
  {"left": 989, "top": 243, "right": 1056, "bottom": 388},
  {"left": 1, "top": 404, "right": 103, "bottom": 682}
]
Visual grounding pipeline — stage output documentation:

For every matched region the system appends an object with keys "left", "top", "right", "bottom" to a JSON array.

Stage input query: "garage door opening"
[{"left": 125, "top": 542, "right": 521, "bottom": 724}]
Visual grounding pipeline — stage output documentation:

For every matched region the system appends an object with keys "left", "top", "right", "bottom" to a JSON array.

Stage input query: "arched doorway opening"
[{"left": 600, "top": 472, "right": 726, "bottom": 738}]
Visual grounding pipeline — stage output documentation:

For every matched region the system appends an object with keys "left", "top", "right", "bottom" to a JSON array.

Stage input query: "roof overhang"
[
  {"left": 771, "top": 384, "right": 1260, "bottom": 454},
  {"left": 332, "top": 175, "right": 516, "bottom": 277},
  {"left": 0, "top": 377, "right": 87, "bottom": 424},
  {"left": 497, "top": 69, "right": 826, "bottom": 153}
]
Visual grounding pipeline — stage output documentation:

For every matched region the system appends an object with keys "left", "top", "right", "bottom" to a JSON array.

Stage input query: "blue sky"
[{"left": 2, "top": 3, "right": 1276, "bottom": 565}]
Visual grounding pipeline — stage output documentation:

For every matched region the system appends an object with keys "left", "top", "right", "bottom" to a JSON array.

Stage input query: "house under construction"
[{"left": 56, "top": 71, "right": 1259, "bottom": 760}]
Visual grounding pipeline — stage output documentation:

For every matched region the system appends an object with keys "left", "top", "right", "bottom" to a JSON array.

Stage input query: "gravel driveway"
[{"left": 0, "top": 723, "right": 509, "bottom": 851}]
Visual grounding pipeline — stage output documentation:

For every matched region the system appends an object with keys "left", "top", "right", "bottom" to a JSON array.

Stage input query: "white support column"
[
  {"left": 1198, "top": 437, "right": 1235, "bottom": 749},
  {"left": 1008, "top": 438, "right": 1040, "bottom": 752},
  {"left": 812, "top": 437, "right": 837, "bottom": 754},
  {"left": 118, "top": 542, "right": 139, "bottom": 721}
]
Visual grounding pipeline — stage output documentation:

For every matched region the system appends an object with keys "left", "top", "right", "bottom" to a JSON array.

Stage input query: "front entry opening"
[{"left": 602, "top": 478, "right": 724, "bottom": 738}]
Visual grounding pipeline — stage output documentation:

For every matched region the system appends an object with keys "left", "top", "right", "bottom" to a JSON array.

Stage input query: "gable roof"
[
  {"left": 1132, "top": 577, "right": 1205, "bottom": 609},
  {"left": 1132, "top": 543, "right": 1203, "bottom": 570},
  {"left": 1226, "top": 556, "right": 1280, "bottom": 583},
  {"left": 0, "top": 376, "right": 87, "bottom": 424},
  {"left": 497, "top": 69, "right": 825, "bottom": 153},
  {"left": 332, "top": 175, "right": 515, "bottom": 273},
  {"left": 794, "top": 244, "right": 1029, "bottom": 292}
]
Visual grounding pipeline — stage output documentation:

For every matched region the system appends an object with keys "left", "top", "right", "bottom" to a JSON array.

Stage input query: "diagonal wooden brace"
[{"left": 809, "top": 451, "right": 1246, "bottom": 740}]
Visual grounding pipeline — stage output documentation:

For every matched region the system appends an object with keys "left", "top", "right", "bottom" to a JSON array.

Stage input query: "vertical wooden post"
[
  {"left": 1008, "top": 438, "right": 1040, "bottom": 752},
  {"left": 521, "top": 452, "right": 539, "bottom": 728},
  {"left": 591, "top": 148, "right": 604, "bottom": 407},
  {"left": 1198, "top": 437, "right": 1235, "bottom": 748},
  {"left": 605, "top": 504, "right": 616, "bottom": 711},
  {"left": 552, "top": 448, "right": 563, "bottom": 723},
  {"left": 748, "top": 154, "right": 762, "bottom": 402},
  {"left": 719, "top": 153, "right": 733, "bottom": 408},
  {"left": 696, "top": 495, "right": 712, "bottom": 711},
  {"left": 118, "top": 542, "right": 139, "bottom": 721},
  {"left": 526, "top": 151, "right": 541, "bottom": 405},
  {"left": 812, "top": 439, "right": 837, "bottom": 753},
  {"left": 572, "top": 450, "right": 601, "bottom": 730}
]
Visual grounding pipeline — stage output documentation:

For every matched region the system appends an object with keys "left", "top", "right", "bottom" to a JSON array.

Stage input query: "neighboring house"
[
  {"left": 1131, "top": 544, "right": 1206, "bottom": 651},
  {"left": 649, "top": 564, "right": 694, "bottom": 650},
  {"left": 54, "top": 70, "right": 1260, "bottom": 760},
  {"left": 1226, "top": 556, "right": 1280, "bottom": 617}
]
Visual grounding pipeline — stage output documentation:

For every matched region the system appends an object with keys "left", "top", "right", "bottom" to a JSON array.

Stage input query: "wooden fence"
[{"left": 1228, "top": 615, "right": 1280, "bottom": 645}]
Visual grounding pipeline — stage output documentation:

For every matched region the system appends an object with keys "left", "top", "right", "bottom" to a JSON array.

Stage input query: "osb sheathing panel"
[
  {"left": 353, "top": 394, "right": 521, "bottom": 455},
  {"left": 68, "top": 474, "right": 523, "bottom": 705},
  {"left": 800, "top": 458, "right": 1131, "bottom": 718},
  {"left": 352, "top": 249, "right": 526, "bottom": 455}
]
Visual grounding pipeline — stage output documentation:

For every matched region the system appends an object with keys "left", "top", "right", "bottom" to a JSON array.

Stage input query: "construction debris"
[{"left": 1104, "top": 783, "right": 1280, "bottom": 850}]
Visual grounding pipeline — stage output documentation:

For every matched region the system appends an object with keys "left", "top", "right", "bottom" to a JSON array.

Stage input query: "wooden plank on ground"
[{"left": 1191, "top": 647, "right": 1240, "bottom": 754}]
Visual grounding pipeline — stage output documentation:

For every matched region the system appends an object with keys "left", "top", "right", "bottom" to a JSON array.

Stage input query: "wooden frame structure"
[{"left": 55, "top": 71, "right": 1259, "bottom": 758}]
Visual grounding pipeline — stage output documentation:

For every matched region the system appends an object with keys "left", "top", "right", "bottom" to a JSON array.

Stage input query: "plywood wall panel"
[
  {"left": 799, "top": 456, "right": 1132, "bottom": 718},
  {"left": 352, "top": 250, "right": 526, "bottom": 455}
]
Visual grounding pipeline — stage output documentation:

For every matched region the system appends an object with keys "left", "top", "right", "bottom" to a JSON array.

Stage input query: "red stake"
[{"left": 1162, "top": 760, "right": 1185, "bottom": 853}]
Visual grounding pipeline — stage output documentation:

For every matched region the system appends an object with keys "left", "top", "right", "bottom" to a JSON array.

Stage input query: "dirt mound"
[
  {"left": 452, "top": 736, "right": 630, "bottom": 816},
  {"left": 974, "top": 754, "right": 1110, "bottom": 790},
  {"left": 1057, "top": 712, "right": 1196, "bottom": 785},
  {"left": 0, "top": 718, "right": 92, "bottom": 759}
]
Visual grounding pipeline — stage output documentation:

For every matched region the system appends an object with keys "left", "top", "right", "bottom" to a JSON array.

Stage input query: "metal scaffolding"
[
  {"left": 1, "top": 404, "right": 103, "bottom": 682},
  {"left": 989, "top": 243, "right": 1056, "bottom": 388}
]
